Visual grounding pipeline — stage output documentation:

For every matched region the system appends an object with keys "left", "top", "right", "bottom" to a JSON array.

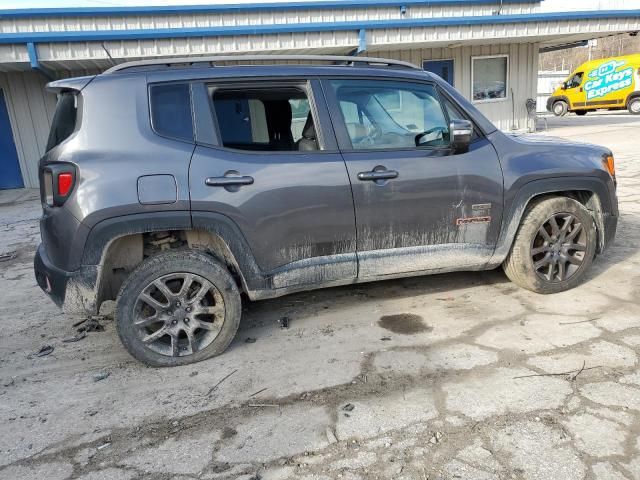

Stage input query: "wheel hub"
[
  {"left": 133, "top": 272, "right": 226, "bottom": 357},
  {"left": 531, "top": 212, "right": 587, "bottom": 283}
]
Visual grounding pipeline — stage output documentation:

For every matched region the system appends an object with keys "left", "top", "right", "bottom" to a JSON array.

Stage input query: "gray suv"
[{"left": 34, "top": 55, "right": 618, "bottom": 366}]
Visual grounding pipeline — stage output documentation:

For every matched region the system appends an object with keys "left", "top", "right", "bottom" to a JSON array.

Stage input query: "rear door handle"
[
  {"left": 205, "top": 175, "right": 254, "bottom": 187},
  {"left": 357, "top": 169, "right": 399, "bottom": 181}
]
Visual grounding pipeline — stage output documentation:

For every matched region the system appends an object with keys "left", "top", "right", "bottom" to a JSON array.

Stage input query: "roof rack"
[{"left": 103, "top": 54, "right": 421, "bottom": 74}]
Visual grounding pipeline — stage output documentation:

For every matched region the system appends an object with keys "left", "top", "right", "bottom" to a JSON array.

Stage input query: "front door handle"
[
  {"left": 357, "top": 169, "right": 399, "bottom": 181},
  {"left": 205, "top": 175, "right": 254, "bottom": 187}
]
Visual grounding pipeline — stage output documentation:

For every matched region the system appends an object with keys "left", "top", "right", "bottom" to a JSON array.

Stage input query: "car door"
[
  {"left": 189, "top": 79, "right": 356, "bottom": 290},
  {"left": 563, "top": 71, "right": 586, "bottom": 109},
  {"left": 322, "top": 77, "right": 503, "bottom": 278}
]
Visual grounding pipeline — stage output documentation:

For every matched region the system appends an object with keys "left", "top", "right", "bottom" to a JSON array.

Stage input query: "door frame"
[
  {"left": 188, "top": 76, "right": 358, "bottom": 291},
  {"left": 191, "top": 77, "right": 339, "bottom": 152}
]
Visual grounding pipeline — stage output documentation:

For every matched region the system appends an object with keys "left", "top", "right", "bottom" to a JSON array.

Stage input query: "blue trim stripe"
[
  {"left": 1, "top": 10, "right": 639, "bottom": 45},
  {"left": 0, "top": 1, "right": 540, "bottom": 18}
]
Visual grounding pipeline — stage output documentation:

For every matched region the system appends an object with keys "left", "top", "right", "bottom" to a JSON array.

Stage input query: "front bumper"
[
  {"left": 34, "top": 243, "right": 99, "bottom": 315},
  {"left": 601, "top": 212, "right": 618, "bottom": 253}
]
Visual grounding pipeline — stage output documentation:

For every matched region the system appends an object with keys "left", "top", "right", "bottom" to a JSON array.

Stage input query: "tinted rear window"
[
  {"left": 150, "top": 83, "right": 193, "bottom": 141},
  {"left": 46, "top": 92, "right": 77, "bottom": 152}
]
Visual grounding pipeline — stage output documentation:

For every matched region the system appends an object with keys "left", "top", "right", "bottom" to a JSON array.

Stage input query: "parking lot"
[{"left": 0, "top": 112, "right": 639, "bottom": 480}]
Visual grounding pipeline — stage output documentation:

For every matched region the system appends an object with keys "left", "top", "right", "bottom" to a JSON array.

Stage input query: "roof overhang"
[{"left": 1, "top": 8, "right": 638, "bottom": 73}]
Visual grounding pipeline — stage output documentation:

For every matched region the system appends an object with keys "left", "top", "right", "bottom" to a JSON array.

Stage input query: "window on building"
[
  {"left": 472, "top": 55, "right": 508, "bottom": 102},
  {"left": 149, "top": 83, "right": 194, "bottom": 141},
  {"left": 211, "top": 87, "right": 319, "bottom": 152},
  {"left": 330, "top": 79, "right": 450, "bottom": 150},
  {"left": 46, "top": 92, "right": 78, "bottom": 152}
]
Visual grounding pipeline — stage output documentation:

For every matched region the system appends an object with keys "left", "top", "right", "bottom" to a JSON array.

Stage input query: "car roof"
[
  {"left": 117, "top": 64, "right": 437, "bottom": 84},
  {"left": 95, "top": 55, "right": 435, "bottom": 83}
]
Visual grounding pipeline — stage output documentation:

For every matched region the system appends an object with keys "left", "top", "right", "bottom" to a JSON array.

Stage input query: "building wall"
[
  {"left": 1, "top": 44, "right": 538, "bottom": 189},
  {"left": 0, "top": 70, "right": 56, "bottom": 189}
]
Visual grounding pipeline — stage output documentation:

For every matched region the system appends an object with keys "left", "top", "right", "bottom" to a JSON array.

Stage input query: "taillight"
[
  {"left": 57, "top": 173, "right": 73, "bottom": 197},
  {"left": 43, "top": 171, "right": 54, "bottom": 206},
  {"left": 41, "top": 164, "right": 76, "bottom": 207}
]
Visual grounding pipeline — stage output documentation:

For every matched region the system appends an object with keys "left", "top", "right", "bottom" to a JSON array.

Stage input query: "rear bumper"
[
  {"left": 34, "top": 243, "right": 71, "bottom": 308},
  {"left": 34, "top": 243, "right": 99, "bottom": 315}
]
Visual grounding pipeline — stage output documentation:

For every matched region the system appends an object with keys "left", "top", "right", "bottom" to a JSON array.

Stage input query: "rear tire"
[
  {"left": 552, "top": 100, "right": 568, "bottom": 117},
  {"left": 628, "top": 97, "right": 640, "bottom": 115},
  {"left": 503, "top": 197, "right": 597, "bottom": 294},
  {"left": 115, "top": 250, "right": 241, "bottom": 367}
]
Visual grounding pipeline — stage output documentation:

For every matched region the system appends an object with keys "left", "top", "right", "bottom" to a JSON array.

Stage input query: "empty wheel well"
[
  {"left": 525, "top": 190, "right": 606, "bottom": 252},
  {"left": 97, "top": 230, "right": 245, "bottom": 309}
]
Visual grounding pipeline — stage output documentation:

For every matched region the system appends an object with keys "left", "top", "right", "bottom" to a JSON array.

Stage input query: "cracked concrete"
[{"left": 0, "top": 112, "right": 639, "bottom": 479}]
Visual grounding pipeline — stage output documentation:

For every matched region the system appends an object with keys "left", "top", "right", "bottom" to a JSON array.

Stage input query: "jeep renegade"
[{"left": 34, "top": 55, "right": 618, "bottom": 366}]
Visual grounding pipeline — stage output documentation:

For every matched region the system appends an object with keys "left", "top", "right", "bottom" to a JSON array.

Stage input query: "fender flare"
[
  {"left": 82, "top": 210, "right": 268, "bottom": 293},
  {"left": 81, "top": 211, "right": 192, "bottom": 266},
  {"left": 489, "top": 176, "right": 616, "bottom": 266},
  {"left": 190, "top": 211, "right": 268, "bottom": 292}
]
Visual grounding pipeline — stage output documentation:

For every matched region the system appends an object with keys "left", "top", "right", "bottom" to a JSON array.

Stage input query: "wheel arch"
[
  {"left": 626, "top": 91, "right": 640, "bottom": 108},
  {"left": 490, "top": 177, "right": 616, "bottom": 266},
  {"left": 83, "top": 211, "right": 266, "bottom": 312},
  {"left": 626, "top": 91, "right": 640, "bottom": 103},
  {"left": 547, "top": 95, "right": 570, "bottom": 112}
]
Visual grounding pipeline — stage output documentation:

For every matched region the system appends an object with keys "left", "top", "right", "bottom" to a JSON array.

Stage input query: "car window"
[
  {"left": 149, "top": 83, "right": 194, "bottom": 141},
  {"left": 329, "top": 80, "right": 449, "bottom": 150},
  {"left": 566, "top": 72, "right": 584, "bottom": 89},
  {"left": 210, "top": 86, "right": 319, "bottom": 152},
  {"left": 46, "top": 92, "right": 78, "bottom": 152}
]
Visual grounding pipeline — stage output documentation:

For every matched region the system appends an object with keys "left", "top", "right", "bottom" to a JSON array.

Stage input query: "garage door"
[{"left": 0, "top": 89, "right": 23, "bottom": 190}]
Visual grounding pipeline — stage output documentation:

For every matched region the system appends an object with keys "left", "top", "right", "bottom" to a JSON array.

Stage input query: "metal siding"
[
  {"left": 9, "top": 15, "right": 632, "bottom": 70},
  {"left": 0, "top": 71, "right": 56, "bottom": 188},
  {"left": 0, "top": 4, "right": 537, "bottom": 34}
]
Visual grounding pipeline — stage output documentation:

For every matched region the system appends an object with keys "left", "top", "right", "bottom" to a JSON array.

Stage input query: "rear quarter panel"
[{"left": 57, "top": 74, "right": 193, "bottom": 232}]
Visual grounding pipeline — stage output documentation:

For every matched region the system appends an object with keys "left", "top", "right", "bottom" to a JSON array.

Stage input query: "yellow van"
[{"left": 547, "top": 54, "right": 640, "bottom": 116}]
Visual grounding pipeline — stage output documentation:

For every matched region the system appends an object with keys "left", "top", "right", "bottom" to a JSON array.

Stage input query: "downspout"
[
  {"left": 26, "top": 42, "right": 55, "bottom": 81},
  {"left": 358, "top": 28, "right": 367, "bottom": 55},
  {"left": 348, "top": 29, "right": 367, "bottom": 57}
]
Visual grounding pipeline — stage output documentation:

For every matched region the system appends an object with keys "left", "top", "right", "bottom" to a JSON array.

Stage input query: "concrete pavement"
[{"left": 0, "top": 112, "right": 638, "bottom": 480}]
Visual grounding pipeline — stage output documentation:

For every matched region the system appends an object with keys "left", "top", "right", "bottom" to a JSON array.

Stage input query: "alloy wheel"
[
  {"left": 133, "top": 273, "right": 225, "bottom": 357},
  {"left": 531, "top": 212, "right": 588, "bottom": 283}
]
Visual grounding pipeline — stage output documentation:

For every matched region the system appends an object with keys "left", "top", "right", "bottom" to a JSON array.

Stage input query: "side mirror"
[
  {"left": 450, "top": 119, "right": 473, "bottom": 152},
  {"left": 561, "top": 82, "right": 567, "bottom": 90}
]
